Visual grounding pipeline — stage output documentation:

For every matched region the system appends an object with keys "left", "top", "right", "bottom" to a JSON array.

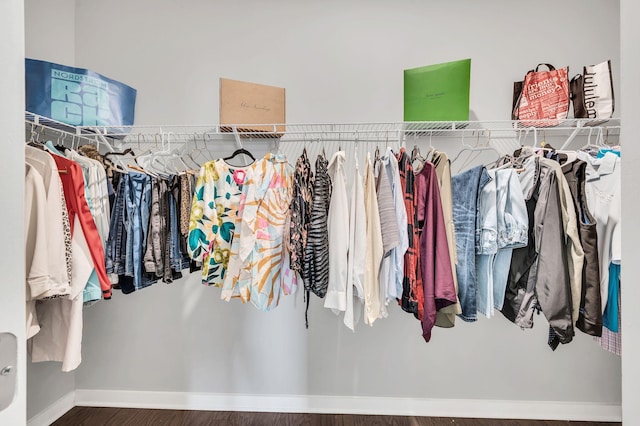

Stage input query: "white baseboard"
[
  {"left": 74, "top": 389, "right": 622, "bottom": 422},
  {"left": 27, "top": 391, "right": 75, "bottom": 426}
]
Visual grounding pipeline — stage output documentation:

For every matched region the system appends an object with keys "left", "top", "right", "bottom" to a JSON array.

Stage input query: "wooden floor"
[{"left": 53, "top": 407, "right": 620, "bottom": 426}]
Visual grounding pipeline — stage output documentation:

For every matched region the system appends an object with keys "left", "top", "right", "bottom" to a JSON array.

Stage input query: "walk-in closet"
[{"left": 1, "top": 0, "right": 639, "bottom": 425}]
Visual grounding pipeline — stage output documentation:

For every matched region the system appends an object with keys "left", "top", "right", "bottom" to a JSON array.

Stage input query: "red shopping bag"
[{"left": 513, "top": 63, "right": 570, "bottom": 126}]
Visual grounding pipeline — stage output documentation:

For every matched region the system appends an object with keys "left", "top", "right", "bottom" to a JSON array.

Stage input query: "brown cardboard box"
[{"left": 219, "top": 78, "right": 286, "bottom": 136}]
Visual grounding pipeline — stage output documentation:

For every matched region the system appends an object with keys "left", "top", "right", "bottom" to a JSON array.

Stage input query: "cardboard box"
[{"left": 220, "top": 78, "right": 286, "bottom": 136}]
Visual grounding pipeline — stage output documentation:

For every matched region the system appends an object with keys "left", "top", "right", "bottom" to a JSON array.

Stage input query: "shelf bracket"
[
  {"left": 559, "top": 127, "right": 582, "bottom": 150},
  {"left": 231, "top": 125, "right": 243, "bottom": 149}
]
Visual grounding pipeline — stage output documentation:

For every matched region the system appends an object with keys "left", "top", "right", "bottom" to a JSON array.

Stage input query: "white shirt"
[
  {"left": 25, "top": 146, "right": 70, "bottom": 298},
  {"left": 25, "top": 164, "right": 47, "bottom": 338},
  {"left": 325, "top": 151, "right": 349, "bottom": 313},
  {"left": 30, "top": 209, "right": 95, "bottom": 372},
  {"left": 344, "top": 155, "right": 366, "bottom": 331}
]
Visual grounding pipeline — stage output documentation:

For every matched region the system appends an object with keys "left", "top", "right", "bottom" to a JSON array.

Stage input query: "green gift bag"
[{"left": 404, "top": 58, "right": 471, "bottom": 122}]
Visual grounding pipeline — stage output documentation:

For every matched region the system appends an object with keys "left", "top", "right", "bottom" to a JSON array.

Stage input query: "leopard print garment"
[
  {"left": 42, "top": 175, "right": 73, "bottom": 301},
  {"left": 59, "top": 179, "right": 73, "bottom": 284}
]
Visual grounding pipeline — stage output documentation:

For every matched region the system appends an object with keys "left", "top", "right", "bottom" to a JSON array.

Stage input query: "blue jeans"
[
  {"left": 452, "top": 165, "right": 490, "bottom": 322},
  {"left": 475, "top": 248, "right": 513, "bottom": 315}
]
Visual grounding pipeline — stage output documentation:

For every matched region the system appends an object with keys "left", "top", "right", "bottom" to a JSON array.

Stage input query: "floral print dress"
[{"left": 187, "top": 159, "right": 260, "bottom": 286}]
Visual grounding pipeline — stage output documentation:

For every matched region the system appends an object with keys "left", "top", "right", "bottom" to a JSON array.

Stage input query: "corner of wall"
[{"left": 26, "top": 391, "right": 74, "bottom": 426}]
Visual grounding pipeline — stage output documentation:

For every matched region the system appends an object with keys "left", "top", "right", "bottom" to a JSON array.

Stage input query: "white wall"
[
  {"left": 24, "top": 0, "right": 75, "bottom": 65},
  {"left": 73, "top": 0, "right": 621, "bottom": 125},
  {"left": 0, "top": 1, "right": 26, "bottom": 424},
  {"left": 23, "top": 0, "right": 77, "bottom": 421},
  {"left": 620, "top": 0, "right": 639, "bottom": 423},
  {"left": 65, "top": 0, "right": 623, "bottom": 414}
]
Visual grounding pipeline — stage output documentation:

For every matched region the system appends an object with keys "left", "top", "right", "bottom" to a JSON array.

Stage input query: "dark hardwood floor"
[{"left": 52, "top": 407, "right": 620, "bottom": 426}]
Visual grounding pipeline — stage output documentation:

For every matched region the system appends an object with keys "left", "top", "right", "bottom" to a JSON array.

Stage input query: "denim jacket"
[
  {"left": 476, "top": 169, "right": 528, "bottom": 317},
  {"left": 476, "top": 170, "right": 498, "bottom": 256},
  {"left": 495, "top": 169, "right": 528, "bottom": 250},
  {"left": 476, "top": 168, "right": 528, "bottom": 253}
]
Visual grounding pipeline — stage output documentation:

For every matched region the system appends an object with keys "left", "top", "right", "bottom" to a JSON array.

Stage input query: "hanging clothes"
[
  {"left": 431, "top": 151, "right": 460, "bottom": 327},
  {"left": 415, "top": 161, "right": 457, "bottom": 342},
  {"left": 78, "top": 144, "right": 118, "bottom": 205},
  {"left": 101, "top": 166, "right": 197, "bottom": 294},
  {"left": 223, "top": 154, "right": 297, "bottom": 311},
  {"left": 144, "top": 178, "right": 166, "bottom": 279},
  {"left": 475, "top": 168, "right": 529, "bottom": 318},
  {"left": 491, "top": 169, "right": 528, "bottom": 311},
  {"left": 451, "top": 165, "right": 490, "bottom": 322},
  {"left": 303, "top": 153, "right": 331, "bottom": 301},
  {"left": 374, "top": 150, "right": 399, "bottom": 313},
  {"left": 363, "top": 153, "right": 384, "bottom": 325},
  {"left": 376, "top": 148, "right": 408, "bottom": 305},
  {"left": 179, "top": 173, "right": 195, "bottom": 254},
  {"left": 501, "top": 155, "right": 574, "bottom": 348},
  {"left": 325, "top": 151, "right": 349, "bottom": 313},
  {"left": 288, "top": 149, "right": 314, "bottom": 277},
  {"left": 595, "top": 272, "right": 621, "bottom": 356},
  {"left": 124, "top": 172, "right": 154, "bottom": 292},
  {"left": 602, "top": 263, "right": 621, "bottom": 332},
  {"left": 475, "top": 169, "right": 499, "bottom": 318},
  {"left": 24, "top": 146, "right": 71, "bottom": 298},
  {"left": 578, "top": 151, "right": 621, "bottom": 317},
  {"left": 66, "top": 149, "right": 111, "bottom": 243},
  {"left": 65, "top": 149, "right": 112, "bottom": 303},
  {"left": 344, "top": 155, "right": 366, "bottom": 331},
  {"left": 540, "top": 158, "right": 584, "bottom": 327},
  {"left": 25, "top": 163, "right": 49, "bottom": 338},
  {"left": 188, "top": 159, "right": 260, "bottom": 286},
  {"left": 27, "top": 147, "right": 109, "bottom": 372},
  {"left": 49, "top": 153, "right": 111, "bottom": 299},
  {"left": 396, "top": 148, "right": 424, "bottom": 321},
  {"left": 105, "top": 173, "right": 128, "bottom": 284},
  {"left": 168, "top": 178, "right": 191, "bottom": 278},
  {"left": 562, "top": 159, "right": 602, "bottom": 336}
]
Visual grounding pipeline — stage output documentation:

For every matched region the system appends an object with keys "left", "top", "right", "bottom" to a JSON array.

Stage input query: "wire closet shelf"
[{"left": 25, "top": 112, "right": 621, "bottom": 151}]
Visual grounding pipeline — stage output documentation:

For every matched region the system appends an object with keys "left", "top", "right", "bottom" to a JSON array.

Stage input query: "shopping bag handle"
[{"left": 535, "top": 63, "right": 556, "bottom": 71}]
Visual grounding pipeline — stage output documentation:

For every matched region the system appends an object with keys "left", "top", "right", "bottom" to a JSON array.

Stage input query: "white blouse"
[
  {"left": 344, "top": 156, "right": 366, "bottom": 331},
  {"left": 325, "top": 151, "right": 349, "bottom": 313}
]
